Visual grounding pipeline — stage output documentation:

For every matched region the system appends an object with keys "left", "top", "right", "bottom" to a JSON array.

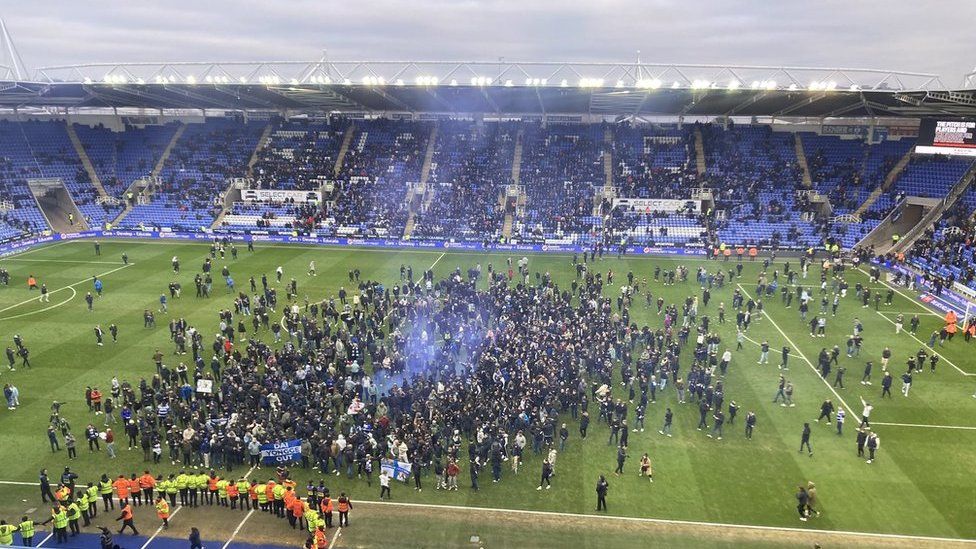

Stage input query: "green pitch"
[{"left": 0, "top": 239, "right": 974, "bottom": 546}]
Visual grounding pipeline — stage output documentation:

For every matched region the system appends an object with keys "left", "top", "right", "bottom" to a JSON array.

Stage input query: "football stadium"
[{"left": 0, "top": 6, "right": 975, "bottom": 548}]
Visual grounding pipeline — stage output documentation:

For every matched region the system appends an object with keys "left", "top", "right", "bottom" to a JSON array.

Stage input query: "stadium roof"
[{"left": 4, "top": 60, "right": 976, "bottom": 118}]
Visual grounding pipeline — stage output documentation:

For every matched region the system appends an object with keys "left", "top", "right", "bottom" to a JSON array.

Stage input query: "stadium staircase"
[
  {"left": 693, "top": 126, "right": 706, "bottom": 175},
  {"left": 28, "top": 179, "right": 89, "bottom": 233},
  {"left": 66, "top": 123, "right": 110, "bottom": 200},
  {"left": 854, "top": 147, "right": 914, "bottom": 217},
  {"left": 794, "top": 133, "right": 814, "bottom": 188},
  {"left": 247, "top": 122, "right": 274, "bottom": 178},
  {"left": 110, "top": 123, "right": 185, "bottom": 227},
  {"left": 404, "top": 123, "right": 438, "bottom": 239},
  {"left": 502, "top": 128, "right": 525, "bottom": 240},
  {"left": 333, "top": 123, "right": 356, "bottom": 176},
  {"left": 593, "top": 127, "right": 614, "bottom": 216}
]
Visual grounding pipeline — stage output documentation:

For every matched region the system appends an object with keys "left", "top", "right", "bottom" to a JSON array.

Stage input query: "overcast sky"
[{"left": 4, "top": 1, "right": 974, "bottom": 86}]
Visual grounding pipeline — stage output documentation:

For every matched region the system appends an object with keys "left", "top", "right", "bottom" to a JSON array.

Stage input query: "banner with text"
[
  {"left": 260, "top": 440, "right": 303, "bottom": 464},
  {"left": 612, "top": 198, "right": 699, "bottom": 213},
  {"left": 242, "top": 189, "right": 321, "bottom": 204}
]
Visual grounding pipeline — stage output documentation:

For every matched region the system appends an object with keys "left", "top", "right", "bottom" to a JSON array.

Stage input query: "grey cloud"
[{"left": 3, "top": 1, "right": 974, "bottom": 86}]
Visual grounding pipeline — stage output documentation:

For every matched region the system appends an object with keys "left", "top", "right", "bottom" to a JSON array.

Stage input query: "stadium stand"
[
  {"left": 411, "top": 120, "right": 517, "bottom": 242},
  {"left": 6, "top": 115, "right": 971, "bottom": 258},
  {"left": 513, "top": 122, "right": 605, "bottom": 244},
  {"left": 251, "top": 117, "right": 347, "bottom": 190},
  {"left": 907, "top": 200, "right": 976, "bottom": 290},
  {"left": 328, "top": 119, "right": 432, "bottom": 237},
  {"left": 117, "top": 118, "right": 265, "bottom": 231},
  {"left": 0, "top": 120, "right": 85, "bottom": 239}
]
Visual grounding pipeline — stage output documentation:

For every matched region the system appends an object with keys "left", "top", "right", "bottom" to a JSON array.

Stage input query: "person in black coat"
[
  {"left": 799, "top": 423, "right": 813, "bottom": 456},
  {"left": 595, "top": 475, "right": 609, "bottom": 512}
]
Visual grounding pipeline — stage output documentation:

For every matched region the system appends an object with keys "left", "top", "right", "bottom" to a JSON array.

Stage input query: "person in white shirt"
[
  {"left": 859, "top": 397, "right": 873, "bottom": 428},
  {"left": 379, "top": 470, "right": 391, "bottom": 499}
]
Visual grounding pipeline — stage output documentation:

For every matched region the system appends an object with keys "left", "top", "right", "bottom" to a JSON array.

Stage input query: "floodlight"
[
  {"left": 750, "top": 81, "right": 760, "bottom": 89},
  {"left": 504, "top": 80, "right": 513, "bottom": 87},
  {"left": 186, "top": 75, "right": 196, "bottom": 85},
  {"left": 849, "top": 84, "right": 859, "bottom": 91},
  {"left": 788, "top": 83, "right": 797, "bottom": 91},
  {"left": 765, "top": 80, "right": 776, "bottom": 90},
  {"left": 239, "top": 77, "right": 247, "bottom": 84},
  {"left": 450, "top": 79, "right": 458, "bottom": 86},
  {"left": 83, "top": 77, "right": 92, "bottom": 84},
  {"left": 727, "top": 80, "right": 740, "bottom": 90}
]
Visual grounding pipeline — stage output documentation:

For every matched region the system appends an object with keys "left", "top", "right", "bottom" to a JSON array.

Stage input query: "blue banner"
[
  {"left": 260, "top": 439, "right": 302, "bottom": 465},
  {"left": 380, "top": 458, "right": 412, "bottom": 482}
]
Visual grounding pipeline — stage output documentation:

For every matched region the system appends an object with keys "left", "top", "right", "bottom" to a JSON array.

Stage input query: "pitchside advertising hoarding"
[
  {"left": 0, "top": 230, "right": 710, "bottom": 258},
  {"left": 915, "top": 118, "right": 976, "bottom": 157}
]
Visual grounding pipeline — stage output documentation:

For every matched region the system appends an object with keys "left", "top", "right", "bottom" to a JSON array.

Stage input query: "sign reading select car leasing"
[
  {"left": 612, "top": 198, "right": 699, "bottom": 213},
  {"left": 242, "top": 189, "right": 321, "bottom": 203}
]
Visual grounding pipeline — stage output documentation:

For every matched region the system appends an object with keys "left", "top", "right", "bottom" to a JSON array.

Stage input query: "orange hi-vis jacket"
[
  {"left": 248, "top": 485, "right": 258, "bottom": 500},
  {"left": 208, "top": 477, "right": 220, "bottom": 492},
  {"left": 227, "top": 483, "right": 239, "bottom": 498},
  {"left": 139, "top": 474, "right": 156, "bottom": 490},
  {"left": 314, "top": 529, "right": 327, "bottom": 548},
  {"left": 113, "top": 477, "right": 130, "bottom": 498},
  {"left": 337, "top": 498, "right": 350, "bottom": 513},
  {"left": 127, "top": 478, "right": 140, "bottom": 495},
  {"left": 320, "top": 497, "right": 333, "bottom": 514},
  {"left": 156, "top": 499, "right": 170, "bottom": 519},
  {"left": 120, "top": 504, "right": 133, "bottom": 520},
  {"left": 290, "top": 498, "right": 304, "bottom": 518},
  {"left": 264, "top": 482, "right": 276, "bottom": 502}
]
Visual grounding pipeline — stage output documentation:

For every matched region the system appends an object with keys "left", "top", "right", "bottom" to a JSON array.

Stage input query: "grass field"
[{"left": 0, "top": 238, "right": 974, "bottom": 548}]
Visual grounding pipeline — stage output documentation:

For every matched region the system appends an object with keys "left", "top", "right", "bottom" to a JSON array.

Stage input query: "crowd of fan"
[
  {"left": 51, "top": 245, "right": 749, "bottom": 501},
  {"left": 252, "top": 118, "right": 347, "bottom": 191},
  {"left": 327, "top": 120, "right": 431, "bottom": 236},
  {"left": 3, "top": 117, "right": 973, "bottom": 262},
  {"left": 411, "top": 121, "right": 517, "bottom": 242}
]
